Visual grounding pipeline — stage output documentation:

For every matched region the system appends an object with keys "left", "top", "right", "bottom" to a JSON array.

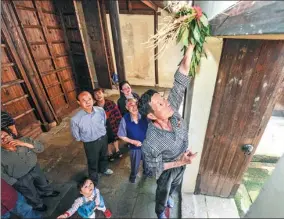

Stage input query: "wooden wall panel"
[
  {"left": 12, "top": 0, "right": 79, "bottom": 117},
  {"left": 1, "top": 37, "right": 42, "bottom": 137},
  {"left": 196, "top": 39, "right": 284, "bottom": 197},
  {"left": 82, "top": 0, "right": 113, "bottom": 88},
  {"left": 54, "top": 0, "right": 94, "bottom": 92}
]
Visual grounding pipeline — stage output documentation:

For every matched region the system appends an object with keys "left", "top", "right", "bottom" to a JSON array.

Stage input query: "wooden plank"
[
  {"left": 2, "top": 79, "right": 25, "bottom": 88},
  {"left": 46, "top": 81, "right": 61, "bottom": 89},
  {"left": 54, "top": 54, "right": 69, "bottom": 59},
  {"left": 49, "top": 92, "right": 65, "bottom": 101},
  {"left": 66, "top": 27, "right": 78, "bottom": 30},
  {"left": 73, "top": 52, "right": 85, "bottom": 56},
  {"left": 70, "top": 40, "right": 82, "bottom": 44},
  {"left": 29, "top": 41, "right": 47, "bottom": 46},
  {"left": 42, "top": 9, "right": 57, "bottom": 15},
  {"left": 15, "top": 5, "right": 36, "bottom": 11},
  {"left": 62, "top": 12, "right": 75, "bottom": 16},
  {"left": 41, "top": 66, "right": 72, "bottom": 76},
  {"left": 210, "top": 1, "right": 284, "bottom": 36},
  {"left": 35, "top": 56, "right": 52, "bottom": 62},
  {"left": 2, "top": 62, "right": 15, "bottom": 68},
  {"left": 106, "top": 9, "right": 161, "bottom": 15},
  {"left": 140, "top": 0, "right": 158, "bottom": 11},
  {"left": 14, "top": 108, "right": 35, "bottom": 120},
  {"left": 51, "top": 40, "right": 65, "bottom": 44},
  {"left": 47, "top": 25, "right": 61, "bottom": 29},
  {"left": 53, "top": 4, "right": 79, "bottom": 90},
  {"left": 100, "top": 0, "right": 115, "bottom": 76},
  {"left": 33, "top": 0, "right": 70, "bottom": 105},
  {"left": 2, "top": 94, "right": 29, "bottom": 106},
  {"left": 22, "top": 24, "right": 42, "bottom": 29},
  {"left": 154, "top": 10, "right": 158, "bottom": 86},
  {"left": 127, "top": 0, "right": 132, "bottom": 12},
  {"left": 109, "top": 0, "right": 126, "bottom": 82}
]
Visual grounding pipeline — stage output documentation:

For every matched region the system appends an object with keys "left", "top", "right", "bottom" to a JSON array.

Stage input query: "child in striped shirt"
[{"left": 57, "top": 177, "right": 111, "bottom": 218}]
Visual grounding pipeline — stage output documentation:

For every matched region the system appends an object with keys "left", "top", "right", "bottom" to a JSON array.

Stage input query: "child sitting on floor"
[{"left": 57, "top": 177, "right": 112, "bottom": 219}]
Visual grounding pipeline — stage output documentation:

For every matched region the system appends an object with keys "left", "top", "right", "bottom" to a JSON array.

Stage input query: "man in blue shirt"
[
  {"left": 117, "top": 98, "right": 150, "bottom": 183},
  {"left": 70, "top": 91, "right": 113, "bottom": 184}
]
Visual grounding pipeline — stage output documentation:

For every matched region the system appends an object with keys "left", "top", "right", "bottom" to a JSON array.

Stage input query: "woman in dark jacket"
[{"left": 117, "top": 81, "right": 139, "bottom": 116}]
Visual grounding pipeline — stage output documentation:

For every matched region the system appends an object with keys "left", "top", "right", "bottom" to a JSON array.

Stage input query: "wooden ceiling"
[{"left": 105, "top": 0, "right": 166, "bottom": 15}]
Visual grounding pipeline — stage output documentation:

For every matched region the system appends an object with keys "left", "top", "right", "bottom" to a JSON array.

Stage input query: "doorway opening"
[{"left": 235, "top": 98, "right": 284, "bottom": 217}]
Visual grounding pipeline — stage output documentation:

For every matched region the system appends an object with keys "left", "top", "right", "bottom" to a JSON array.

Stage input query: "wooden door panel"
[
  {"left": 12, "top": 0, "right": 77, "bottom": 118},
  {"left": 1, "top": 39, "right": 42, "bottom": 137},
  {"left": 196, "top": 39, "right": 284, "bottom": 197}
]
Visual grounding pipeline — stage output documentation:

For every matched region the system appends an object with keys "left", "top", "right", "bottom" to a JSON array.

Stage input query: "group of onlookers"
[{"left": 1, "top": 111, "right": 60, "bottom": 218}]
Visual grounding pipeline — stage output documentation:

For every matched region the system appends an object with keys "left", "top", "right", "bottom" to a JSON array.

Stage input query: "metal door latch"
[{"left": 242, "top": 144, "right": 254, "bottom": 155}]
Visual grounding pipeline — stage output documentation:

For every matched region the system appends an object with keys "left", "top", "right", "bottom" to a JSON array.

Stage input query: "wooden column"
[
  {"left": 108, "top": 0, "right": 126, "bottom": 82},
  {"left": 2, "top": 1, "right": 54, "bottom": 129},
  {"left": 154, "top": 10, "right": 159, "bottom": 86},
  {"left": 73, "top": 0, "right": 97, "bottom": 90},
  {"left": 80, "top": 0, "right": 112, "bottom": 88}
]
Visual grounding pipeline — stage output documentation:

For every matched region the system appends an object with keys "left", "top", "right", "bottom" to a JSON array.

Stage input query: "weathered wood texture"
[
  {"left": 54, "top": 0, "right": 95, "bottom": 92},
  {"left": 12, "top": 0, "right": 78, "bottom": 117},
  {"left": 210, "top": 1, "right": 284, "bottom": 36},
  {"left": 196, "top": 39, "right": 284, "bottom": 197},
  {"left": 1, "top": 0, "right": 55, "bottom": 126},
  {"left": 1, "top": 30, "right": 43, "bottom": 138},
  {"left": 105, "top": 0, "right": 162, "bottom": 14},
  {"left": 81, "top": 0, "right": 113, "bottom": 88},
  {"left": 108, "top": 0, "right": 126, "bottom": 82}
]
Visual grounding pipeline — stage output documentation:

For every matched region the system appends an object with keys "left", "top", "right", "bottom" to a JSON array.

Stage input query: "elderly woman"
[
  {"left": 1, "top": 130, "right": 59, "bottom": 211},
  {"left": 117, "top": 81, "right": 139, "bottom": 116},
  {"left": 94, "top": 88, "right": 123, "bottom": 161}
]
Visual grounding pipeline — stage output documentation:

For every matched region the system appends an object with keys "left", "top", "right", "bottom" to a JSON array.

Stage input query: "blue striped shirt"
[{"left": 70, "top": 107, "right": 106, "bottom": 143}]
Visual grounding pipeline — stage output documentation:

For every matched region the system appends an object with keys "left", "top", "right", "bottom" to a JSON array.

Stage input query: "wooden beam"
[
  {"left": 100, "top": 0, "right": 115, "bottom": 77},
  {"left": 73, "top": 0, "right": 97, "bottom": 89},
  {"left": 106, "top": 9, "right": 161, "bottom": 15},
  {"left": 127, "top": 0, "right": 132, "bottom": 12},
  {"left": 2, "top": 94, "right": 29, "bottom": 106},
  {"left": 140, "top": 0, "right": 158, "bottom": 11},
  {"left": 2, "top": 79, "right": 24, "bottom": 88},
  {"left": 108, "top": 0, "right": 126, "bottom": 82},
  {"left": 154, "top": 11, "right": 158, "bottom": 86}
]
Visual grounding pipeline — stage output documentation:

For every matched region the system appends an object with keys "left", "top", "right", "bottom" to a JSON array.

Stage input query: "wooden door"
[
  {"left": 81, "top": 0, "right": 113, "bottom": 88},
  {"left": 1, "top": 31, "right": 43, "bottom": 138},
  {"left": 195, "top": 39, "right": 284, "bottom": 197},
  {"left": 11, "top": 0, "right": 78, "bottom": 117}
]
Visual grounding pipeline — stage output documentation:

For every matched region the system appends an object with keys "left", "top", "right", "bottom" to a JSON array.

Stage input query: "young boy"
[
  {"left": 57, "top": 177, "right": 111, "bottom": 218},
  {"left": 117, "top": 98, "right": 150, "bottom": 183}
]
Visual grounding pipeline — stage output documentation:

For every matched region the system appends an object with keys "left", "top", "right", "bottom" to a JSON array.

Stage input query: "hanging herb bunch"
[{"left": 145, "top": 2, "right": 210, "bottom": 77}]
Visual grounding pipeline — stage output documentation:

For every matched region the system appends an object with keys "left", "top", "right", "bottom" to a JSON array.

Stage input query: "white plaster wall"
[
  {"left": 245, "top": 155, "right": 284, "bottom": 218},
  {"left": 106, "top": 10, "right": 182, "bottom": 88},
  {"left": 182, "top": 37, "right": 223, "bottom": 193}
]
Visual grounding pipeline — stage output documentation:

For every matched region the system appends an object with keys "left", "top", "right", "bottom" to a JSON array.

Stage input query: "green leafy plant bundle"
[{"left": 145, "top": 4, "right": 210, "bottom": 77}]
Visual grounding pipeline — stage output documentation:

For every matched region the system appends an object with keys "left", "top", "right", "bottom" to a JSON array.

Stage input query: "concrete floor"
[{"left": 255, "top": 116, "right": 284, "bottom": 157}]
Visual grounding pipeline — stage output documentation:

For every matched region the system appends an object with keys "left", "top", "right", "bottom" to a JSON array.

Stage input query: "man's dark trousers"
[
  {"left": 155, "top": 166, "right": 185, "bottom": 216},
  {"left": 129, "top": 149, "right": 148, "bottom": 182},
  {"left": 13, "top": 163, "right": 53, "bottom": 208},
  {"left": 83, "top": 135, "right": 108, "bottom": 184}
]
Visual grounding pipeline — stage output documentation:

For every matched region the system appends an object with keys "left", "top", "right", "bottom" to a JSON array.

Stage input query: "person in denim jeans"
[{"left": 1, "top": 178, "right": 41, "bottom": 218}]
